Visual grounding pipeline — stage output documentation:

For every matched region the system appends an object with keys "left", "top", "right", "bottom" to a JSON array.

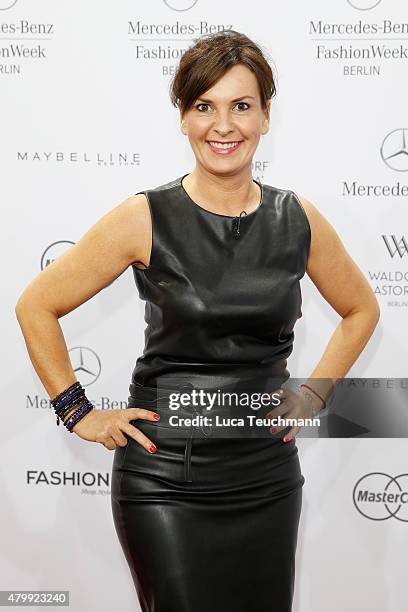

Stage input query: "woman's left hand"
[{"left": 265, "top": 387, "right": 322, "bottom": 442}]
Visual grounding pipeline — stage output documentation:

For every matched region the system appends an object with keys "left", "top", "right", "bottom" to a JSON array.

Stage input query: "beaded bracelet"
[
  {"left": 65, "top": 401, "right": 94, "bottom": 433},
  {"left": 52, "top": 382, "right": 84, "bottom": 422},
  {"left": 53, "top": 385, "right": 86, "bottom": 426},
  {"left": 53, "top": 386, "right": 84, "bottom": 415},
  {"left": 58, "top": 396, "right": 90, "bottom": 424},
  {"left": 52, "top": 381, "right": 80, "bottom": 404},
  {"left": 51, "top": 381, "right": 94, "bottom": 431}
]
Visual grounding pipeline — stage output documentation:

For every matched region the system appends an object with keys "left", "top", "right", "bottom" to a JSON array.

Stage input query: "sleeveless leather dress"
[{"left": 111, "top": 173, "right": 311, "bottom": 612}]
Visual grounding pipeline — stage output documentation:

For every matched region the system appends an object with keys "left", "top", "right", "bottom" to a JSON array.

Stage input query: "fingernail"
[
  {"left": 153, "top": 414, "right": 160, "bottom": 421},
  {"left": 283, "top": 437, "right": 289, "bottom": 442},
  {"left": 271, "top": 428, "right": 277, "bottom": 433},
  {"left": 149, "top": 443, "right": 157, "bottom": 453}
]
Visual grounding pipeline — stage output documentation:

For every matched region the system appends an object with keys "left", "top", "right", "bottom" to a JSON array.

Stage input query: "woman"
[{"left": 15, "top": 30, "right": 380, "bottom": 612}]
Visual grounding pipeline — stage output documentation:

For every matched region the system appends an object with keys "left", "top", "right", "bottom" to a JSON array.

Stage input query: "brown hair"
[{"left": 169, "top": 30, "right": 277, "bottom": 117}]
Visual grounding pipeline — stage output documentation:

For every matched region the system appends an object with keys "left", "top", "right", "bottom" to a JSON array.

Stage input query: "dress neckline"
[{"left": 179, "top": 173, "right": 264, "bottom": 219}]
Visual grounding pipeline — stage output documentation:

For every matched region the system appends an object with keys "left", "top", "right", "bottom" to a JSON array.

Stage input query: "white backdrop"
[{"left": 1, "top": 1, "right": 407, "bottom": 611}]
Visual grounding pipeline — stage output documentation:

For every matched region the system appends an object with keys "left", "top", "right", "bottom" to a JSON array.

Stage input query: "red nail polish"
[
  {"left": 149, "top": 443, "right": 157, "bottom": 453},
  {"left": 153, "top": 414, "right": 160, "bottom": 421},
  {"left": 283, "top": 437, "right": 289, "bottom": 442},
  {"left": 271, "top": 428, "right": 277, "bottom": 433}
]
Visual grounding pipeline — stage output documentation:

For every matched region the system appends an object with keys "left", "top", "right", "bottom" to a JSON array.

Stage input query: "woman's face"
[{"left": 180, "top": 63, "right": 270, "bottom": 176}]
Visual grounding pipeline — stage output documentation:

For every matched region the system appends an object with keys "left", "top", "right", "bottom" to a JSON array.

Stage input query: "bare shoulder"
[
  {"left": 292, "top": 192, "right": 341, "bottom": 258},
  {"left": 293, "top": 193, "right": 325, "bottom": 230},
  {"left": 116, "top": 192, "right": 150, "bottom": 226},
  {"left": 121, "top": 191, "right": 149, "bottom": 213}
]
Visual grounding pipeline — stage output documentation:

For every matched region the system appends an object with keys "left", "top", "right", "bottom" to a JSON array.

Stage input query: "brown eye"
[
  {"left": 235, "top": 102, "right": 250, "bottom": 111},
  {"left": 195, "top": 103, "right": 210, "bottom": 112}
]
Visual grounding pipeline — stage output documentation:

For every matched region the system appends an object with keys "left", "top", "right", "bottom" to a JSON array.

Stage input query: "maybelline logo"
[
  {"left": 27, "top": 470, "right": 110, "bottom": 488},
  {"left": 353, "top": 472, "right": 408, "bottom": 522},
  {"left": 16, "top": 151, "right": 141, "bottom": 166}
]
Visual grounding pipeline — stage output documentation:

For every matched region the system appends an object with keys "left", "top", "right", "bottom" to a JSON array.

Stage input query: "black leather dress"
[{"left": 111, "top": 173, "right": 311, "bottom": 612}]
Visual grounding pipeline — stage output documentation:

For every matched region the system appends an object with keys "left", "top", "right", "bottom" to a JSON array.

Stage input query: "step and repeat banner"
[{"left": 1, "top": 1, "right": 407, "bottom": 611}]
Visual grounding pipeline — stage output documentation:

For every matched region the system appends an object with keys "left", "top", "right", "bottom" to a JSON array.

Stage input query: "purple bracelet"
[
  {"left": 51, "top": 381, "right": 80, "bottom": 404},
  {"left": 65, "top": 402, "right": 94, "bottom": 433},
  {"left": 51, "top": 381, "right": 93, "bottom": 429},
  {"left": 53, "top": 386, "right": 84, "bottom": 414},
  {"left": 53, "top": 387, "right": 86, "bottom": 426}
]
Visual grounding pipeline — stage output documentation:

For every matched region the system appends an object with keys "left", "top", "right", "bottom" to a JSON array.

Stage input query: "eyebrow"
[{"left": 196, "top": 95, "right": 256, "bottom": 103}]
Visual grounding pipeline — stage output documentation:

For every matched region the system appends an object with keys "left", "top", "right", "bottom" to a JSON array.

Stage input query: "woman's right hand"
[{"left": 69, "top": 407, "right": 160, "bottom": 453}]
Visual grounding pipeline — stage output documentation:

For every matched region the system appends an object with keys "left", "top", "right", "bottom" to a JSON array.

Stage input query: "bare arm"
[
  {"left": 296, "top": 193, "right": 381, "bottom": 407},
  {"left": 15, "top": 193, "right": 152, "bottom": 401}
]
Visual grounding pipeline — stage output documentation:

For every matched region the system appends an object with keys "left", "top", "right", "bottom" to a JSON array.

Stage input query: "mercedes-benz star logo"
[
  {"left": 380, "top": 129, "right": 408, "bottom": 172},
  {"left": 69, "top": 347, "right": 101, "bottom": 387}
]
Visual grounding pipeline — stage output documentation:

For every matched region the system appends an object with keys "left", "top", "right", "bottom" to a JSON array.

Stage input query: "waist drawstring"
[
  {"left": 183, "top": 412, "right": 213, "bottom": 483},
  {"left": 183, "top": 428, "right": 194, "bottom": 483},
  {"left": 180, "top": 385, "right": 213, "bottom": 483}
]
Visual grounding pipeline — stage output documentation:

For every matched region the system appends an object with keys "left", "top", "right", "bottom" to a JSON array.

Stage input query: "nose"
[{"left": 212, "top": 109, "right": 235, "bottom": 136}]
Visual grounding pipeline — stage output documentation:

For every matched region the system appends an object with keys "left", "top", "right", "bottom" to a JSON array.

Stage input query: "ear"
[
  {"left": 180, "top": 111, "right": 187, "bottom": 135},
  {"left": 261, "top": 100, "right": 271, "bottom": 135}
]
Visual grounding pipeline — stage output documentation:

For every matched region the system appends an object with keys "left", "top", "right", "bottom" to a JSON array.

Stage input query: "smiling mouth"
[{"left": 206, "top": 140, "right": 243, "bottom": 154}]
